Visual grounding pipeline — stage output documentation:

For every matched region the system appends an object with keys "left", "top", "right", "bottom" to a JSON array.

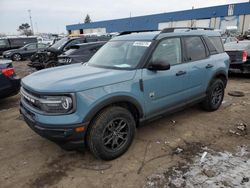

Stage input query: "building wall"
[{"left": 66, "top": 2, "right": 250, "bottom": 34}]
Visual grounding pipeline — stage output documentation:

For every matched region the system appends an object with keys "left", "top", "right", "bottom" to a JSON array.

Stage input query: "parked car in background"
[
  {"left": 20, "top": 28, "right": 229, "bottom": 160},
  {"left": 222, "top": 36, "right": 238, "bottom": 44},
  {"left": 0, "top": 37, "right": 37, "bottom": 55},
  {"left": 3, "top": 43, "right": 48, "bottom": 61},
  {"left": 224, "top": 40, "right": 250, "bottom": 73},
  {"left": 29, "top": 36, "right": 110, "bottom": 69},
  {"left": 57, "top": 41, "right": 106, "bottom": 67},
  {"left": 0, "top": 59, "right": 20, "bottom": 98}
]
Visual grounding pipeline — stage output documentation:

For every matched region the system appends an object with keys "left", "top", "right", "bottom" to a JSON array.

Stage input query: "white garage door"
[
  {"left": 195, "top": 19, "right": 211, "bottom": 28},
  {"left": 220, "top": 16, "right": 238, "bottom": 30},
  {"left": 83, "top": 28, "right": 106, "bottom": 34},
  {"left": 158, "top": 22, "right": 172, "bottom": 30}
]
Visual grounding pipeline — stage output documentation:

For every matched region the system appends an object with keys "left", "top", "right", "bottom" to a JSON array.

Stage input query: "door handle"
[
  {"left": 176, "top": 70, "right": 186, "bottom": 76},
  {"left": 206, "top": 64, "right": 214, "bottom": 69}
]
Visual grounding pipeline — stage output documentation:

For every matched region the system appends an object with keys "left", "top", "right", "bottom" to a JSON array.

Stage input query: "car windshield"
[
  {"left": 50, "top": 37, "right": 68, "bottom": 50},
  {"left": 224, "top": 42, "right": 250, "bottom": 50},
  {"left": 88, "top": 40, "right": 151, "bottom": 69},
  {"left": 64, "top": 48, "right": 77, "bottom": 55}
]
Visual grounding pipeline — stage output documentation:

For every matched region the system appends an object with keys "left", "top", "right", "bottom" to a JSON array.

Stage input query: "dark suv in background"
[
  {"left": 57, "top": 41, "right": 106, "bottom": 66},
  {"left": 0, "top": 37, "right": 37, "bottom": 55},
  {"left": 29, "top": 36, "right": 110, "bottom": 69}
]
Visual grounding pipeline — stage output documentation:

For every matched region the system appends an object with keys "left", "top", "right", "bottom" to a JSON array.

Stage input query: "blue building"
[{"left": 66, "top": 2, "right": 250, "bottom": 35}]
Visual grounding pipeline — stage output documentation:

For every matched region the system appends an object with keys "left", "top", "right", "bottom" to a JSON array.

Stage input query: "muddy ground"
[{"left": 0, "top": 61, "right": 249, "bottom": 188}]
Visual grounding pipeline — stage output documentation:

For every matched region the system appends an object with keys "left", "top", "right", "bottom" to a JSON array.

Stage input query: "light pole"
[{"left": 28, "top": 9, "right": 34, "bottom": 35}]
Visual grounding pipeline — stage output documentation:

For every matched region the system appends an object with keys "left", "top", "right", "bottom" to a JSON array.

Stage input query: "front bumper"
[
  {"left": 20, "top": 102, "right": 88, "bottom": 148},
  {"left": 3, "top": 54, "right": 11, "bottom": 59}
]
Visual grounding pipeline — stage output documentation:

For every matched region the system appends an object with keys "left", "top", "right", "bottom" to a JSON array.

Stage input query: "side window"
[
  {"left": 26, "top": 44, "right": 37, "bottom": 50},
  {"left": 64, "top": 40, "right": 79, "bottom": 50},
  {"left": 183, "top": 37, "right": 206, "bottom": 61},
  {"left": 0, "top": 39, "right": 8, "bottom": 47},
  {"left": 151, "top": 38, "right": 182, "bottom": 65},
  {"left": 208, "top": 37, "right": 224, "bottom": 54},
  {"left": 38, "top": 43, "right": 46, "bottom": 49}
]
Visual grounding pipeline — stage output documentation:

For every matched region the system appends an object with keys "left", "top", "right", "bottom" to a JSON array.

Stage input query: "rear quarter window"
[{"left": 207, "top": 36, "right": 224, "bottom": 54}]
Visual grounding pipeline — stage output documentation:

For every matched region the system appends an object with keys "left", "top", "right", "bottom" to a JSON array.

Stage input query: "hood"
[
  {"left": 47, "top": 47, "right": 61, "bottom": 54},
  {"left": 22, "top": 64, "right": 136, "bottom": 93}
]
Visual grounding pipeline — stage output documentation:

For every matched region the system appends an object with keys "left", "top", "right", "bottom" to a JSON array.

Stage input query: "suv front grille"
[{"left": 20, "top": 87, "right": 42, "bottom": 111}]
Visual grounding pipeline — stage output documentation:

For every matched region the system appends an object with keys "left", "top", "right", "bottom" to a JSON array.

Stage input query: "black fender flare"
[
  {"left": 208, "top": 70, "right": 228, "bottom": 90},
  {"left": 83, "top": 95, "right": 144, "bottom": 123}
]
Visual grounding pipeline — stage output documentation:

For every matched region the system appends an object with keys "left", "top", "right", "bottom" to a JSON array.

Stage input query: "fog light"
[{"left": 75, "top": 126, "right": 85, "bottom": 133}]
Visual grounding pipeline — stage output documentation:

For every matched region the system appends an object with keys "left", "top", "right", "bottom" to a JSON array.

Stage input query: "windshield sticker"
[
  {"left": 133, "top": 41, "right": 151, "bottom": 47},
  {"left": 114, "top": 64, "right": 131, "bottom": 68}
]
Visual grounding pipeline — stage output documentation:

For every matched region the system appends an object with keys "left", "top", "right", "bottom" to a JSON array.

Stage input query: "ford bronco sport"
[{"left": 20, "top": 28, "right": 229, "bottom": 160}]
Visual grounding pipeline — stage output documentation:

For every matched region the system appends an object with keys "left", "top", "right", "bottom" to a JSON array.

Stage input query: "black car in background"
[
  {"left": 29, "top": 36, "right": 110, "bottom": 69},
  {"left": 57, "top": 41, "right": 106, "bottom": 66},
  {"left": 0, "top": 59, "right": 20, "bottom": 98},
  {"left": 3, "top": 43, "right": 48, "bottom": 61},
  {"left": 225, "top": 41, "right": 250, "bottom": 73},
  {"left": 0, "top": 37, "right": 37, "bottom": 55}
]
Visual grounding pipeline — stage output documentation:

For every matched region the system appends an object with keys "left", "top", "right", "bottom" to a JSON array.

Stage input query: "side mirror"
[
  {"left": 24, "top": 47, "right": 27, "bottom": 51},
  {"left": 148, "top": 59, "right": 171, "bottom": 71}
]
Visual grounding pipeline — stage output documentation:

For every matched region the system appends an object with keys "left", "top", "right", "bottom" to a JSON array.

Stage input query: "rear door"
[{"left": 181, "top": 36, "right": 211, "bottom": 97}]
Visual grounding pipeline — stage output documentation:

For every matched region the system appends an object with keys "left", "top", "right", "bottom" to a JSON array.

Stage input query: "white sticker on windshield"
[
  {"left": 114, "top": 64, "right": 131, "bottom": 68},
  {"left": 133, "top": 41, "right": 151, "bottom": 47}
]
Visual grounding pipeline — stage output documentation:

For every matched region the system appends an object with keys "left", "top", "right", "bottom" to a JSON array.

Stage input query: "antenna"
[{"left": 28, "top": 9, "right": 34, "bottom": 35}]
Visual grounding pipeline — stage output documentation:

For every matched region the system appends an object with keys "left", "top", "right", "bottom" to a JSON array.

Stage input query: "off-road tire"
[
  {"left": 87, "top": 106, "right": 136, "bottom": 160},
  {"left": 201, "top": 79, "right": 225, "bottom": 111}
]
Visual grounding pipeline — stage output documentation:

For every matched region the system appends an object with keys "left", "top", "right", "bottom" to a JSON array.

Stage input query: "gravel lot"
[{"left": 0, "top": 61, "right": 249, "bottom": 188}]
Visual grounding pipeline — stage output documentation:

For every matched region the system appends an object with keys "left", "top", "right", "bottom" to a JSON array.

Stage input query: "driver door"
[{"left": 142, "top": 37, "right": 188, "bottom": 117}]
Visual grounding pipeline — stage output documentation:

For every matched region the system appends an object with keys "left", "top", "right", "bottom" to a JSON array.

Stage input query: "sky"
[{"left": 0, "top": 0, "right": 248, "bottom": 35}]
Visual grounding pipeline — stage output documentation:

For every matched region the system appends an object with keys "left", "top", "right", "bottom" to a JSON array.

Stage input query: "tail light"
[
  {"left": 2, "top": 68, "right": 15, "bottom": 77},
  {"left": 242, "top": 50, "right": 247, "bottom": 62}
]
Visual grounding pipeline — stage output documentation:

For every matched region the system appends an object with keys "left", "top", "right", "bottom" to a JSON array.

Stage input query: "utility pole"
[{"left": 28, "top": 9, "right": 34, "bottom": 35}]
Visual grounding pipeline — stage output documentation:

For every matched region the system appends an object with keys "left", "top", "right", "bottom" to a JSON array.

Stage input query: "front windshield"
[
  {"left": 50, "top": 37, "right": 68, "bottom": 49},
  {"left": 88, "top": 40, "right": 151, "bottom": 69}
]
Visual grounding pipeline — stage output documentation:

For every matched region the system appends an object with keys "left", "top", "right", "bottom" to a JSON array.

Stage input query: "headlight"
[
  {"left": 39, "top": 95, "right": 74, "bottom": 114},
  {"left": 47, "top": 52, "right": 51, "bottom": 56}
]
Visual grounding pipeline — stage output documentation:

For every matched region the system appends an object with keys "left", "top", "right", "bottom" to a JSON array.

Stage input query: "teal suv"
[{"left": 20, "top": 28, "right": 229, "bottom": 160}]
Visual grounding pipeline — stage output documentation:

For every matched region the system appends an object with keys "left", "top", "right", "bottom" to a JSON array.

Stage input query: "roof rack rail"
[
  {"left": 119, "top": 30, "right": 159, "bottom": 36},
  {"left": 161, "top": 27, "right": 214, "bottom": 33}
]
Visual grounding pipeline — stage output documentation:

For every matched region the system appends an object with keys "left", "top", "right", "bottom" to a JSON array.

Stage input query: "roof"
[
  {"left": 111, "top": 29, "right": 221, "bottom": 41},
  {"left": 112, "top": 31, "right": 160, "bottom": 41}
]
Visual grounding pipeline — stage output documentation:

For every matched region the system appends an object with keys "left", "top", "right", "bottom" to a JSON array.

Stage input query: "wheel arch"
[
  {"left": 83, "top": 95, "right": 144, "bottom": 126},
  {"left": 208, "top": 70, "right": 228, "bottom": 89}
]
